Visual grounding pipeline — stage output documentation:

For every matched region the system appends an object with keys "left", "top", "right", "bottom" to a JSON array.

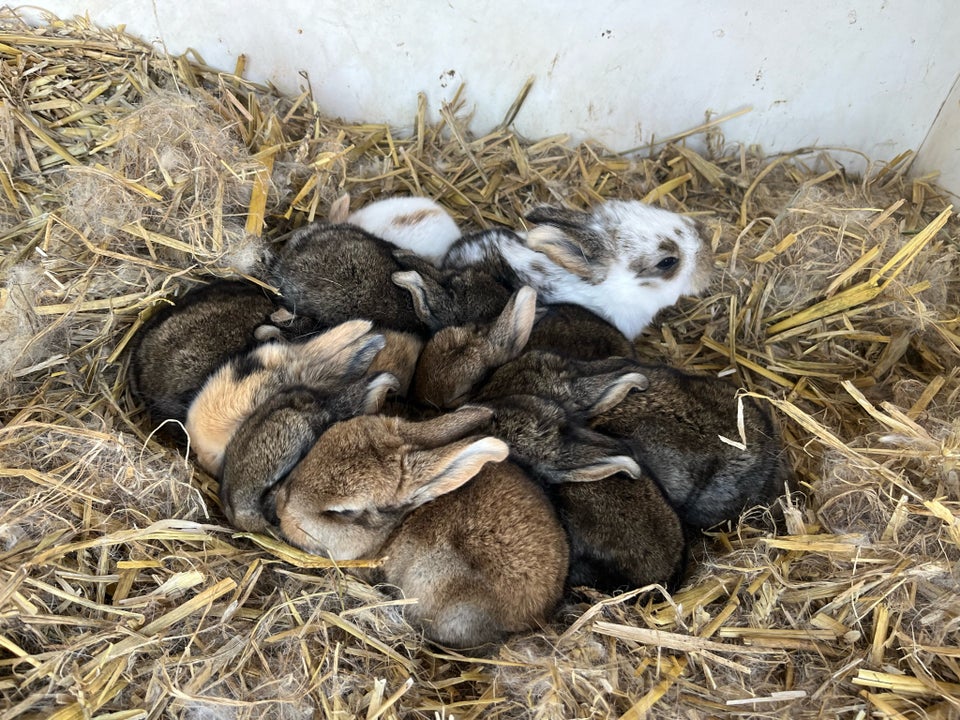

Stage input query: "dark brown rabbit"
[
  {"left": 527, "top": 303, "right": 637, "bottom": 360},
  {"left": 128, "top": 279, "right": 280, "bottom": 425},
  {"left": 588, "top": 364, "right": 787, "bottom": 529}
]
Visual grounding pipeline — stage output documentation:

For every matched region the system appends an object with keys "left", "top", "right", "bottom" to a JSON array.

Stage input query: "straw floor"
[{"left": 1, "top": 8, "right": 958, "bottom": 719}]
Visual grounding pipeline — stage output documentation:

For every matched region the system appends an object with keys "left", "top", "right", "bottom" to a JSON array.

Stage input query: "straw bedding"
[{"left": 1, "top": 8, "right": 959, "bottom": 719}]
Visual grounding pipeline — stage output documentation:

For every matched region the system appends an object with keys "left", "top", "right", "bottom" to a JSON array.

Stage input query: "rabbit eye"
[
  {"left": 656, "top": 256, "right": 679, "bottom": 271},
  {"left": 324, "top": 508, "right": 362, "bottom": 521}
]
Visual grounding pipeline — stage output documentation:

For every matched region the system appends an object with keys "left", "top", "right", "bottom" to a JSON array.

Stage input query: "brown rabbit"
[
  {"left": 476, "top": 393, "right": 687, "bottom": 592},
  {"left": 475, "top": 351, "right": 648, "bottom": 415},
  {"left": 268, "top": 222, "right": 429, "bottom": 333},
  {"left": 275, "top": 407, "right": 569, "bottom": 647},
  {"left": 478, "top": 351, "right": 785, "bottom": 528},
  {"left": 184, "top": 320, "right": 384, "bottom": 476},
  {"left": 219, "top": 373, "right": 399, "bottom": 533},
  {"left": 128, "top": 279, "right": 280, "bottom": 425}
]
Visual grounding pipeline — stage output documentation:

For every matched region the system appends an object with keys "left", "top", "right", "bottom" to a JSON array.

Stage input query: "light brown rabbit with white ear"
[
  {"left": 275, "top": 407, "right": 569, "bottom": 647},
  {"left": 184, "top": 320, "right": 384, "bottom": 476}
]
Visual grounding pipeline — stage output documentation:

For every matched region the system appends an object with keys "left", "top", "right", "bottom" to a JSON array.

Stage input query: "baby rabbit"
[
  {"left": 128, "top": 279, "right": 280, "bottom": 424},
  {"left": 184, "top": 320, "right": 384, "bottom": 476},
  {"left": 443, "top": 199, "right": 714, "bottom": 339},
  {"left": 553, "top": 470, "right": 688, "bottom": 592},
  {"left": 479, "top": 351, "right": 785, "bottom": 528},
  {"left": 391, "top": 264, "right": 516, "bottom": 330},
  {"left": 412, "top": 286, "right": 537, "bottom": 409},
  {"left": 275, "top": 407, "right": 569, "bottom": 647},
  {"left": 588, "top": 364, "right": 787, "bottom": 529},
  {"left": 527, "top": 303, "right": 637, "bottom": 360},
  {"left": 329, "top": 193, "right": 461, "bottom": 267},
  {"left": 476, "top": 352, "right": 648, "bottom": 416},
  {"left": 218, "top": 373, "right": 399, "bottom": 533},
  {"left": 268, "top": 222, "right": 427, "bottom": 333},
  {"left": 479, "top": 393, "right": 641, "bottom": 485}
]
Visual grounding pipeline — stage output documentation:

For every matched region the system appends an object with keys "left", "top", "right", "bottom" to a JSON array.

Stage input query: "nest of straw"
[{"left": 1, "top": 8, "right": 958, "bottom": 719}]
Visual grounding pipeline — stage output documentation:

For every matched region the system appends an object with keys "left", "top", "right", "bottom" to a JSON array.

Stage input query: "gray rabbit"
[{"left": 128, "top": 279, "right": 280, "bottom": 425}]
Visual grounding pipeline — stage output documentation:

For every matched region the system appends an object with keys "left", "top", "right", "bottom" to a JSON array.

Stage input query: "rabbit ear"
[
  {"left": 328, "top": 193, "right": 351, "bottom": 223},
  {"left": 401, "top": 436, "right": 509, "bottom": 507},
  {"left": 397, "top": 406, "right": 495, "bottom": 448},
  {"left": 487, "top": 286, "right": 537, "bottom": 362},
  {"left": 525, "top": 205, "right": 610, "bottom": 278},
  {"left": 360, "top": 372, "right": 400, "bottom": 413},
  {"left": 392, "top": 270, "right": 446, "bottom": 331},
  {"left": 294, "top": 321, "right": 385, "bottom": 382},
  {"left": 575, "top": 371, "right": 649, "bottom": 416},
  {"left": 542, "top": 455, "right": 642, "bottom": 484}
]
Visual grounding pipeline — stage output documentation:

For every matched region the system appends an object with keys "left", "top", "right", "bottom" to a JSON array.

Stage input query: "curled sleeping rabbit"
[
  {"left": 329, "top": 193, "right": 461, "bottom": 267},
  {"left": 218, "top": 373, "right": 399, "bottom": 533},
  {"left": 443, "top": 199, "right": 715, "bottom": 339},
  {"left": 275, "top": 406, "right": 569, "bottom": 647},
  {"left": 128, "top": 279, "right": 281, "bottom": 425}
]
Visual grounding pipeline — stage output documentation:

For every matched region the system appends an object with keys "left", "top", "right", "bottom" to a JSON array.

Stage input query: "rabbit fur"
[
  {"left": 219, "top": 374, "right": 398, "bottom": 533},
  {"left": 330, "top": 193, "right": 461, "bottom": 267},
  {"left": 275, "top": 407, "right": 568, "bottom": 647},
  {"left": 128, "top": 279, "right": 280, "bottom": 425},
  {"left": 184, "top": 320, "right": 384, "bottom": 476},
  {"left": 443, "top": 199, "right": 714, "bottom": 339}
]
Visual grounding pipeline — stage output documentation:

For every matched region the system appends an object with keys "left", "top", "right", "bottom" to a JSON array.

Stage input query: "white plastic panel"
[{"left": 18, "top": 1, "right": 960, "bottom": 190}]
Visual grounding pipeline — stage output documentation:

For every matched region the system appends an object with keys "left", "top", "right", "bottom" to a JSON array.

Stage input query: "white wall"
[{"left": 20, "top": 1, "right": 960, "bottom": 193}]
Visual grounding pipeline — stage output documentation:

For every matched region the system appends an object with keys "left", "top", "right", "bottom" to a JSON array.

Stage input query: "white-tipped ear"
[
  {"left": 404, "top": 436, "right": 509, "bottom": 507},
  {"left": 489, "top": 286, "right": 537, "bottom": 360},
  {"left": 545, "top": 455, "right": 642, "bottom": 484},
  {"left": 362, "top": 373, "right": 400, "bottom": 412},
  {"left": 587, "top": 372, "right": 649, "bottom": 416},
  {"left": 329, "top": 193, "right": 351, "bottom": 223}
]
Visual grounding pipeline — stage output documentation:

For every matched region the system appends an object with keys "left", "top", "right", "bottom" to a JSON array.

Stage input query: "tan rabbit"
[
  {"left": 275, "top": 407, "right": 569, "bottom": 647},
  {"left": 219, "top": 374, "right": 398, "bottom": 533},
  {"left": 411, "top": 286, "right": 537, "bottom": 409},
  {"left": 184, "top": 320, "right": 384, "bottom": 476},
  {"left": 128, "top": 279, "right": 280, "bottom": 425}
]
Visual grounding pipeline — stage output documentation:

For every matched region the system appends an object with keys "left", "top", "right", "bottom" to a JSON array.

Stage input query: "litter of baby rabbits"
[{"left": 1, "top": 7, "right": 959, "bottom": 719}]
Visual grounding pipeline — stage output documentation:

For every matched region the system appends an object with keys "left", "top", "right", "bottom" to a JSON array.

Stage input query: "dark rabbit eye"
[
  {"left": 656, "top": 256, "right": 679, "bottom": 271},
  {"left": 324, "top": 508, "right": 362, "bottom": 521}
]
